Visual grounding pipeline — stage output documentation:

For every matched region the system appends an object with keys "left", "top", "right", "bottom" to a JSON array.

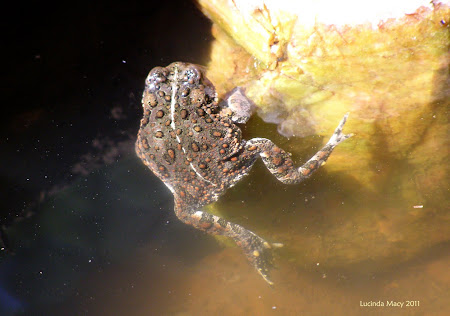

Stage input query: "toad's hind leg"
[
  {"left": 174, "top": 202, "right": 282, "bottom": 285},
  {"left": 246, "top": 113, "right": 352, "bottom": 184}
]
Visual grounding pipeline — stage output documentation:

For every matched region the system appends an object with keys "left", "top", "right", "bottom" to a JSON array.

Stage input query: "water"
[{"left": 2, "top": 119, "right": 448, "bottom": 315}]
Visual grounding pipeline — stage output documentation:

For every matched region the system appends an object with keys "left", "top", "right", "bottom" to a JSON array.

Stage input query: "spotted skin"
[{"left": 136, "top": 62, "right": 352, "bottom": 285}]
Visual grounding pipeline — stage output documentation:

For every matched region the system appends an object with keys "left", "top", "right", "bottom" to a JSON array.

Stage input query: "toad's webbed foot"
[
  {"left": 244, "top": 113, "right": 352, "bottom": 184},
  {"left": 174, "top": 205, "right": 282, "bottom": 285},
  {"left": 233, "top": 230, "right": 284, "bottom": 286},
  {"left": 327, "top": 112, "right": 353, "bottom": 146}
]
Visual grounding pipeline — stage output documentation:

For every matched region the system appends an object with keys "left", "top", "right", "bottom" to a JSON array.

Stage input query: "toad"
[{"left": 136, "top": 62, "right": 351, "bottom": 284}]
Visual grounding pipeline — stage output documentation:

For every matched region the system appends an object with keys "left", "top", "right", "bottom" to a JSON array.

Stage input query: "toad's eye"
[
  {"left": 184, "top": 66, "right": 201, "bottom": 85},
  {"left": 146, "top": 67, "right": 168, "bottom": 90}
]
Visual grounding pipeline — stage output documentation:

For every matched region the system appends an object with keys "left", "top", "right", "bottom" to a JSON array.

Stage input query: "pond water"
[{"left": 2, "top": 131, "right": 449, "bottom": 316}]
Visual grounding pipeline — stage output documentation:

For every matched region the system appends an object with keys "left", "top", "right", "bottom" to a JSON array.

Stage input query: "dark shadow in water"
[
  {"left": 0, "top": 155, "right": 221, "bottom": 315},
  {"left": 1, "top": 1, "right": 214, "bottom": 313}
]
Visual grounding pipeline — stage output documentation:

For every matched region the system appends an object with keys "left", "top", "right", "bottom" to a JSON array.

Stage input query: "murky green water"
[{"left": 4, "top": 114, "right": 448, "bottom": 315}]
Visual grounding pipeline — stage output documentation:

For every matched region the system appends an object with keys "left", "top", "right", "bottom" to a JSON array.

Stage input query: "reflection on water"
[{"left": 1, "top": 152, "right": 448, "bottom": 315}]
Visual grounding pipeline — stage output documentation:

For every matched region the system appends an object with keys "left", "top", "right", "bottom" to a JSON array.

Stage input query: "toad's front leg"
[{"left": 218, "top": 87, "right": 254, "bottom": 123}]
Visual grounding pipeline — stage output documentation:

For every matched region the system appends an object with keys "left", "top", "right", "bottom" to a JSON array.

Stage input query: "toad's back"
[{"left": 135, "top": 62, "right": 245, "bottom": 209}]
